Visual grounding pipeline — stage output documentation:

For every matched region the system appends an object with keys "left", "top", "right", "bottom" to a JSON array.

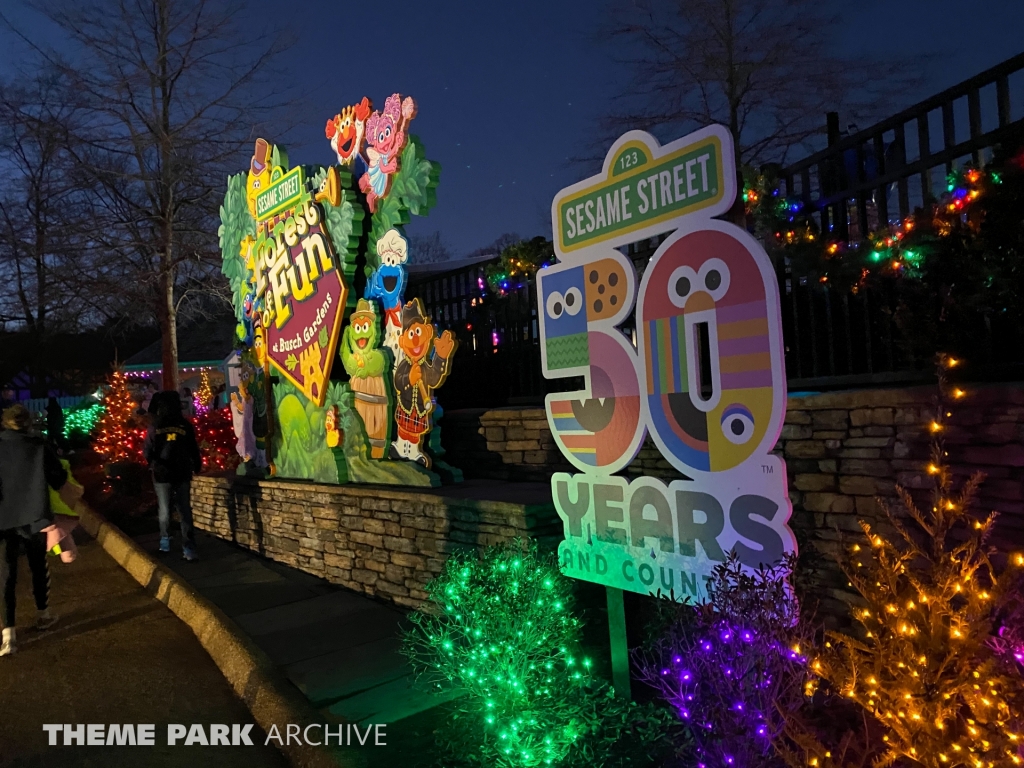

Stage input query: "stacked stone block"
[
  {"left": 190, "top": 384, "right": 1024, "bottom": 617},
  {"left": 189, "top": 477, "right": 562, "bottom": 609}
]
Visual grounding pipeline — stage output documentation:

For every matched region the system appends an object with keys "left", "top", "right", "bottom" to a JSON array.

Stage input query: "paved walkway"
[
  {"left": 134, "top": 528, "right": 461, "bottom": 767},
  {"left": 0, "top": 533, "right": 288, "bottom": 768}
]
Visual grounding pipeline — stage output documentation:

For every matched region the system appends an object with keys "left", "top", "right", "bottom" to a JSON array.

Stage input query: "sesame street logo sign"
[
  {"left": 255, "top": 166, "right": 305, "bottom": 221},
  {"left": 554, "top": 126, "right": 733, "bottom": 255},
  {"left": 539, "top": 126, "right": 795, "bottom": 601}
]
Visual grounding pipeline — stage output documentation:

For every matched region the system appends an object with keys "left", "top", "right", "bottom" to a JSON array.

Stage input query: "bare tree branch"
[
  {"left": 594, "top": 0, "right": 925, "bottom": 169},
  {"left": 7, "top": 0, "right": 295, "bottom": 389}
]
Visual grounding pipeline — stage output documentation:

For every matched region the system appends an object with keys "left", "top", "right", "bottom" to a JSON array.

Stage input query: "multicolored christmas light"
[
  {"left": 92, "top": 369, "right": 144, "bottom": 464},
  {"left": 743, "top": 163, "right": 1003, "bottom": 286},
  {"left": 194, "top": 370, "right": 213, "bottom": 416},
  {"left": 485, "top": 237, "right": 553, "bottom": 296}
]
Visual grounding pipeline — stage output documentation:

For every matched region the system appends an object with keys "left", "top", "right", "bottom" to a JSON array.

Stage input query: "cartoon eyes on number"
[
  {"left": 721, "top": 405, "right": 755, "bottom": 445},
  {"left": 698, "top": 258, "right": 730, "bottom": 301},
  {"left": 668, "top": 259, "right": 731, "bottom": 307},
  {"left": 563, "top": 287, "right": 582, "bottom": 315},
  {"left": 668, "top": 265, "right": 699, "bottom": 309},
  {"left": 252, "top": 180, "right": 261, "bottom": 189},
  {"left": 546, "top": 289, "right": 583, "bottom": 319},
  {"left": 546, "top": 291, "right": 564, "bottom": 319}
]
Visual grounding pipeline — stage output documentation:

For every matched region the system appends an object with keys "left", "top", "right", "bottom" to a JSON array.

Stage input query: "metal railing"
[
  {"left": 779, "top": 52, "right": 1024, "bottom": 240},
  {"left": 414, "top": 53, "right": 1024, "bottom": 404},
  {"left": 775, "top": 52, "right": 1024, "bottom": 387}
]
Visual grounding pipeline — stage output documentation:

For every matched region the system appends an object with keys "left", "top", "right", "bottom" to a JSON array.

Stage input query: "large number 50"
[{"left": 538, "top": 221, "right": 786, "bottom": 478}]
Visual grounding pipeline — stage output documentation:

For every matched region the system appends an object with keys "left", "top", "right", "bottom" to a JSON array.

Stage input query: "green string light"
[
  {"left": 404, "top": 541, "right": 595, "bottom": 768},
  {"left": 64, "top": 402, "right": 105, "bottom": 439}
]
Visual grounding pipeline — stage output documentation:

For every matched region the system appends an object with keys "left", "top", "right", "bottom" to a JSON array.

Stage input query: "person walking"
[
  {"left": 144, "top": 392, "right": 202, "bottom": 561},
  {"left": 45, "top": 397, "right": 66, "bottom": 453},
  {"left": 0, "top": 404, "right": 67, "bottom": 657},
  {"left": 180, "top": 387, "right": 196, "bottom": 417}
]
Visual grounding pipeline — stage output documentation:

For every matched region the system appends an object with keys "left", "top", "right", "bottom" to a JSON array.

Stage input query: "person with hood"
[
  {"left": 0, "top": 404, "right": 67, "bottom": 657},
  {"left": 144, "top": 391, "right": 202, "bottom": 561}
]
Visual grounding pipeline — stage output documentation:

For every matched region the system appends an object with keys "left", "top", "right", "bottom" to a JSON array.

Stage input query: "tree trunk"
[
  {"left": 159, "top": 263, "right": 179, "bottom": 392},
  {"left": 157, "top": 0, "right": 178, "bottom": 394}
]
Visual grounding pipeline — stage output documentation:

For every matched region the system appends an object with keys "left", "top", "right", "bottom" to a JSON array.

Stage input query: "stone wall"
[
  {"left": 443, "top": 384, "right": 1024, "bottom": 617},
  {"left": 777, "top": 384, "right": 1024, "bottom": 617},
  {"left": 189, "top": 477, "right": 562, "bottom": 609},
  {"left": 190, "top": 384, "right": 1024, "bottom": 616}
]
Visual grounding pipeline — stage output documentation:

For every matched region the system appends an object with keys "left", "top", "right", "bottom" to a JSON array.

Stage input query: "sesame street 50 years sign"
[{"left": 538, "top": 126, "right": 796, "bottom": 601}]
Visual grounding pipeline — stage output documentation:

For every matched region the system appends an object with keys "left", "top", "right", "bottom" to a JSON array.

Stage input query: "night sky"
[{"left": 2, "top": 0, "right": 1023, "bottom": 256}]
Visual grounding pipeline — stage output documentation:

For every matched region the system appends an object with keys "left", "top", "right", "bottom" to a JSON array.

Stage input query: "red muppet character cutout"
[
  {"left": 391, "top": 299, "right": 456, "bottom": 467},
  {"left": 325, "top": 97, "right": 371, "bottom": 168}
]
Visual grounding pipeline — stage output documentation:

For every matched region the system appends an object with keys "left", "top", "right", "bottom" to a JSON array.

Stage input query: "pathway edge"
[{"left": 79, "top": 506, "right": 363, "bottom": 768}]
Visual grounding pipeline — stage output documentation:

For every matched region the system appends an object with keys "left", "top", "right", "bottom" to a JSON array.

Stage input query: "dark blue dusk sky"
[{"left": 2, "top": 0, "right": 1023, "bottom": 256}]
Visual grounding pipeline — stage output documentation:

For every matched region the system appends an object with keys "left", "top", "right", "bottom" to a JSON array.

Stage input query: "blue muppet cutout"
[{"left": 364, "top": 229, "right": 410, "bottom": 362}]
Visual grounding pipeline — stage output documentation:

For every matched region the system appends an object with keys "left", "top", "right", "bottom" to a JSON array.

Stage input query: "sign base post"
[{"left": 606, "top": 586, "right": 631, "bottom": 699}]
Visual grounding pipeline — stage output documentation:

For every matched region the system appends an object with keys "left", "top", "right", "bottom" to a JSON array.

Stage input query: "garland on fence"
[
  {"left": 743, "top": 149, "right": 1023, "bottom": 290},
  {"left": 484, "top": 237, "right": 554, "bottom": 296}
]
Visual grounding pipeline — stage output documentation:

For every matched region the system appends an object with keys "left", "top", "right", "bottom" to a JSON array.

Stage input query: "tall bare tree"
[
  {"left": 408, "top": 231, "right": 454, "bottom": 264},
  {"left": 0, "top": 71, "right": 92, "bottom": 335},
  {"left": 12, "top": 0, "right": 290, "bottom": 390},
  {"left": 601, "top": 0, "right": 920, "bottom": 167}
]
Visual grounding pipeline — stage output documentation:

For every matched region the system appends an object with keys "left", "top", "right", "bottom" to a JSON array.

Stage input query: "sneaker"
[
  {"left": 182, "top": 546, "right": 199, "bottom": 562},
  {"left": 159, "top": 537, "right": 171, "bottom": 553},
  {"left": 36, "top": 610, "right": 58, "bottom": 631},
  {"left": 0, "top": 628, "right": 16, "bottom": 657}
]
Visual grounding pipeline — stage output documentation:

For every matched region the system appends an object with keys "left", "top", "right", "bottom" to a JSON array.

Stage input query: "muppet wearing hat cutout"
[{"left": 391, "top": 298, "right": 456, "bottom": 467}]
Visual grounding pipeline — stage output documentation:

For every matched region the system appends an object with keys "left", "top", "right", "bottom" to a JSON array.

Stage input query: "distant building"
[{"left": 124, "top": 319, "right": 236, "bottom": 398}]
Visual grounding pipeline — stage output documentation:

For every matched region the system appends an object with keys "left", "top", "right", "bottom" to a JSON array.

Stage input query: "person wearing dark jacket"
[
  {"left": 46, "top": 397, "right": 66, "bottom": 452},
  {"left": 0, "top": 404, "right": 67, "bottom": 657},
  {"left": 144, "top": 391, "right": 202, "bottom": 561}
]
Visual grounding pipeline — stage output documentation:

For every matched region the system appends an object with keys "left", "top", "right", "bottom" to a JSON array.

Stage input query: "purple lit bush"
[
  {"left": 636, "top": 554, "right": 813, "bottom": 768},
  {"left": 991, "top": 566, "right": 1024, "bottom": 678}
]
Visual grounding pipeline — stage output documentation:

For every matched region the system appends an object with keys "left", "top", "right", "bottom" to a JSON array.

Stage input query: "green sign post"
[
  {"left": 551, "top": 125, "right": 736, "bottom": 256},
  {"left": 255, "top": 166, "right": 306, "bottom": 222}
]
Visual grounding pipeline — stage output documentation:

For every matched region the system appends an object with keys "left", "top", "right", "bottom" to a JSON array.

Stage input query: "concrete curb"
[{"left": 79, "top": 507, "right": 364, "bottom": 768}]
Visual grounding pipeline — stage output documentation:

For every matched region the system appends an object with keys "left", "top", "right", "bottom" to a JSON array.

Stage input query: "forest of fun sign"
[
  {"left": 245, "top": 148, "right": 349, "bottom": 408},
  {"left": 539, "top": 125, "right": 796, "bottom": 601}
]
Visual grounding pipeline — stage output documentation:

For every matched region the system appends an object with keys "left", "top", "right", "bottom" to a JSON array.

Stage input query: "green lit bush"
[{"left": 403, "top": 540, "right": 684, "bottom": 768}]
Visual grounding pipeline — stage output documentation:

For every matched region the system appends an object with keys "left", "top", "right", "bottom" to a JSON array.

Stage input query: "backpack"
[{"left": 151, "top": 425, "right": 195, "bottom": 483}]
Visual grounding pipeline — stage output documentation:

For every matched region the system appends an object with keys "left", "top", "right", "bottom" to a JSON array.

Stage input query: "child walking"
[{"left": 144, "top": 391, "right": 203, "bottom": 561}]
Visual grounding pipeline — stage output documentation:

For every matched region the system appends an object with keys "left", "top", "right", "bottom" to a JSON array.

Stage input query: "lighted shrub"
[
  {"left": 637, "top": 554, "right": 813, "bottom": 768},
  {"left": 404, "top": 540, "right": 682, "bottom": 768}
]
